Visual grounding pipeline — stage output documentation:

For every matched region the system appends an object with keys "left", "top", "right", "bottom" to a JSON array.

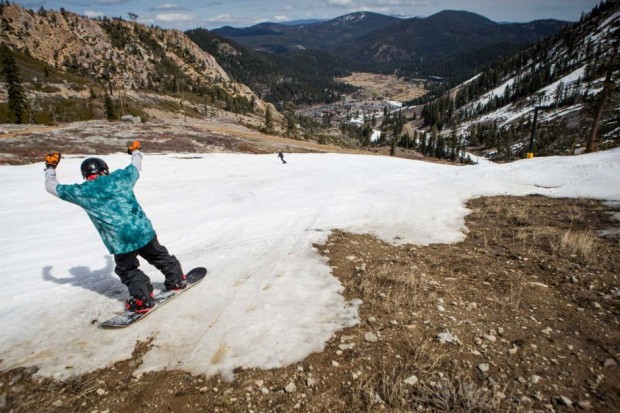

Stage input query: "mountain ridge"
[{"left": 213, "top": 10, "right": 568, "bottom": 79}]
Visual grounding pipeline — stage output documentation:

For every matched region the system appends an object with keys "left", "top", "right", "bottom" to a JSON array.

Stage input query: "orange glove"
[
  {"left": 127, "top": 140, "right": 141, "bottom": 154},
  {"left": 45, "top": 152, "right": 61, "bottom": 168}
]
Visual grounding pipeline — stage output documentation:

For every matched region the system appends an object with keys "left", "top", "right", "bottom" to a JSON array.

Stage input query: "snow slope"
[{"left": 1, "top": 150, "right": 619, "bottom": 379}]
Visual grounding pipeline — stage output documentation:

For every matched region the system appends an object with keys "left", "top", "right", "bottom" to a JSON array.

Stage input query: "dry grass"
[
  {"left": 549, "top": 230, "right": 599, "bottom": 262},
  {"left": 356, "top": 360, "right": 502, "bottom": 412},
  {"left": 504, "top": 205, "right": 531, "bottom": 226},
  {"left": 507, "top": 273, "right": 527, "bottom": 310},
  {"left": 413, "top": 376, "right": 503, "bottom": 413},
  {"left": 345, "top": 263, "right": 424, "bottom": 313}
]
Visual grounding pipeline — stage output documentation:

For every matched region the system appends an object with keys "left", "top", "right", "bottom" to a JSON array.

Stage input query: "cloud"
[
  {"left": 327, "top": 0, "right": 354, "bottom": 6},
  {"left": 203, "top": 14, "right": 250, "bottom": 26},
  {"left": 325, "top": 0, "right": 435, "bottom": 7},
  {"left": 151, "top": 3, "right": 181, "bottom": 11},
  {"left": 274, "top": 15, "right": 288, "bottom": 21},
  {"left": 94, "top": 0, "right": 130, "bottom": 5},
  {"left": 155, "top": 13, "right": 195, "bottom": 22},
  {"left": 84, "top": 10, "right": 106, "bottom": 18}
]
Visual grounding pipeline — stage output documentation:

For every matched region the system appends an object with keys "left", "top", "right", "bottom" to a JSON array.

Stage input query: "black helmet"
[{"left": 80, "top": 158, "right": 109, "bottom": 178}]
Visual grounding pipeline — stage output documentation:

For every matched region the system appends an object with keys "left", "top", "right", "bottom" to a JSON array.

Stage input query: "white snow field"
[{"left": 1, "top": 149, "right": 620, "bottom": 380}]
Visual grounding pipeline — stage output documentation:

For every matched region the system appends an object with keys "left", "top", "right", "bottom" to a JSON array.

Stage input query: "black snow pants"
[{"left": 114, "top": 237, "right": 183, "bottom": 299}]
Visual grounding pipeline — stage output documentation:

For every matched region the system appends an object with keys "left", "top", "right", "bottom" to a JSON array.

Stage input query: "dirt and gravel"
[
  {"left": 0, "top": 115, "right": 369, "bottom": 166},
  {"left": 337, "top": 72, "right": 427, "bottom": 102},
  {"left": 1, "top": 195, "right": 618, "bottom": 412}
]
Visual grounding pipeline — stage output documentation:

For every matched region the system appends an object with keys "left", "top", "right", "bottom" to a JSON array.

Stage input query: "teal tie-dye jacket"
[{"left": 50, "top": 160, "right": 155, "bottom": 255}]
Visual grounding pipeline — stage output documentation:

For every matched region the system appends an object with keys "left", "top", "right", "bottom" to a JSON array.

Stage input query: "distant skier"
[
  {"left": 44, "top": 141, "right": 187, "bottom": 313},
  {"left": 278, "top": 151, "right": 286, "bottom": 164}
]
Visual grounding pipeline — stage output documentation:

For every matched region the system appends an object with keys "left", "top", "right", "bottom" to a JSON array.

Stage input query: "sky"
[
  {"left": 1, "top": 148, "right": 619, "bottom": 379},
  {"left": 12, "top": 0, "right": 603, "bottom": 30}
]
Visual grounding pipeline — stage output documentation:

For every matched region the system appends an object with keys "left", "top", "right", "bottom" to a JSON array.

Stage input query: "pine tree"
[
  {"left": 104, "top": 93, "right": 116, "bottom": 120},
  {"left": 0, "top": 43, "right": 27, "bottom": 124},
  {"left": 265, "top": 105, "right": 274, "bottom": 131},
  {"left": 586, "top": 43, "right": 618, "bottom": 153},
  {"left": 283, "top": 101, "right": 297, "bottom": 137}
]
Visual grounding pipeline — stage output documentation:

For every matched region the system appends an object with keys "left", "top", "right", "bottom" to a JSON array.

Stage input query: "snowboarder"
[
  {"left": 278, "top": 151, "right": 286, "bottom": 164},
  {"left": 44, "top": 141, "right": 187, "bottom": 313}
]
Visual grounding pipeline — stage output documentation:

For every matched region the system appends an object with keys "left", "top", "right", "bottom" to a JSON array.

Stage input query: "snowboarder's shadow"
[{"left": 42, "top": 256, "right": 129, "bottom": 302}]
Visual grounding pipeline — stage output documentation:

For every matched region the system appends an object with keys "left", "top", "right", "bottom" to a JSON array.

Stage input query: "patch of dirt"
[
  {"left": 0, "top": 118, "right": 365, "bottom": 165},
  {"left": 2, "top": 196, "right": 619, "bottom": 412},
  {"left": 338, "top": 72, "right": 426, "bottom": 102}
]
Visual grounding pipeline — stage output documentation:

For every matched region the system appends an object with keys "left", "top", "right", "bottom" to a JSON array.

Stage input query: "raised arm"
[
  {"left": 44, "top": 152, "right": 61, "bottom": 197},
  {"left": 127, "top": 140, "right": 143, "bottom": 173}
]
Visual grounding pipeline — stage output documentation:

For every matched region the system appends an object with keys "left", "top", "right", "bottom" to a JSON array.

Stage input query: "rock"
[
  {"left": 367, "top": 317, "right": 377, "bottom": 324},
  {"left": 121, "top": 115, "right": 141, "bottom": 123},
  {"left": 508, "top": 346, "right": 519, "bottom": 355},
  {"left": 577, "top": 400, "right": 592, "bottom": 410},
  {"left": 403, "top": 375, "right": 419, "bottom": 386},
  {"left": 261, "top": 387, "right": 269, "bottom": 395},
  {"left": 331, "top": 360, "right": 340, "bottom": 367},
  {"left": 478, "top": 363, "right": 490, "bottom": 373},
  {"left": 285, "top": 382, "right": 297, "bottom": 393},
  {"left": 96, "top": 388, "right": 106, "bottom": 396},
  {"left": 530, "top": 375, "right": 542, "bottom": 384},
  {"left": 254, "top": 380, "right": 264, "bottom": 387},
  {"left": 437, "top": 332, "right": 455, "bottom": 344},
  {"left": 307, "top": 378, "right": 317, "bottom": 387},
  {"left": 593, "top": 302, "right": 603, "bottom": 310},
  {"left": 52, "top": 400, "right": 63, "bottom": 408},
  {"left": 365, "top": 332, "right": 378, "bottom": 342},
  {"left": 604, "top": 358, "right": 617, "bottom": 367},
  {"left": 521, "top": 396, "right": 532, "bottom": 404},
  {"left": 467, "top": 302, "right": 477, "bottom": 310},
  {"left": 541, "top": 327, "right": 553, "bottom": 335},
  {"left": 199, "top": 387, "right": 209, "bottom": 393},
  {"left": 338, "top": 343, "right": 355, "bottom": 351},
  {"left": 483, "top": 334, "right": 497, "bottom": 342},
  {"left": 557, "top": 395, "right": 573, "bottom": 406},
  {"left": 437, "top": 305, "right": 445, "bottom": 312}
]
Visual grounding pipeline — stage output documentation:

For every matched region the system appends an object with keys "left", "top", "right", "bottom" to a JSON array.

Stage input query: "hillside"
[
  {"left": 410, "top": 1, "right": 619, "bottom": 161},
  {"left": 213, "top": 10, "right": 568, "bottom": 80},
  {"left": 185, "top": 29, "right": 356, "bottom": 107},
  {"left": 0, "top": 4, "right": 276, "bottom": 125},
  {"left": 213, "top": 12, "right": 400, "bottom": 54}
]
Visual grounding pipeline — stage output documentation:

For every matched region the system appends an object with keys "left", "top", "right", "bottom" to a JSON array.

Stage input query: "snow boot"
[
  {"left": 164, "top": 273, "right": 188, "bottom": 291},
  {"left": 125, "top": 284, "right": 155, "bottom": 313}
]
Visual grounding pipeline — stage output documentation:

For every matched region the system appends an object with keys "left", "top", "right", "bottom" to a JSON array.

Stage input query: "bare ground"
[
  {"left": 337, "top": 72, "right": 426, "bottom": 102},
  {"left": 2, "top": 195, "right": 619, "bottom": 412},
  {"left": 0, "top": 117, "right": 365, "bottom": 166}
]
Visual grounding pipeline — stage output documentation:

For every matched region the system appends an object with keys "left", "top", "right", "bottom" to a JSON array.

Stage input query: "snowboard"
[{"left": 100, "top": 267, "right": 207, "bottom": 329}]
